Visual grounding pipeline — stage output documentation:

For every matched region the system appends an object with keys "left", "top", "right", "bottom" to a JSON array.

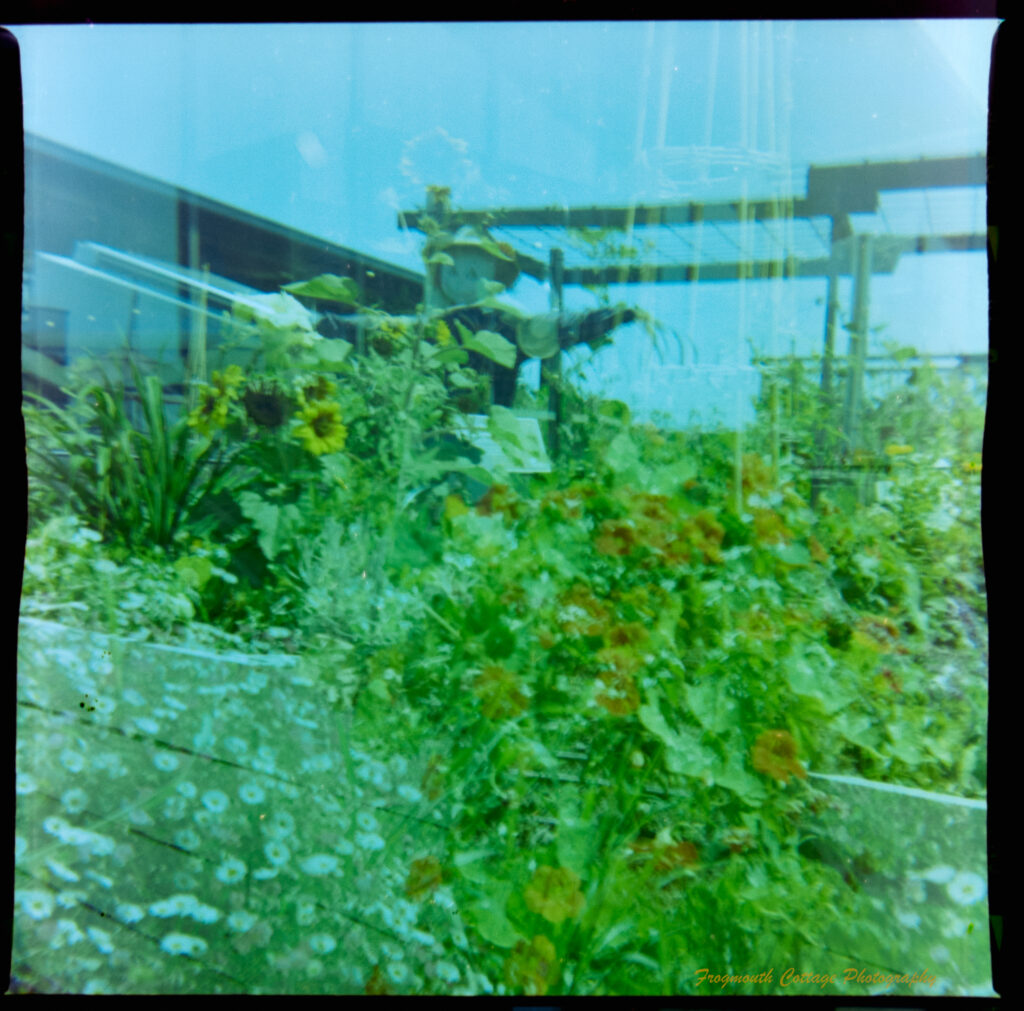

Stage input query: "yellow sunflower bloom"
[
  {"left": 295, "top": 400, "right": 348, "bottom": 456},
  {"left": 187, "top": 386, "right": 231, "bottom": 436},
  {"left": 211, "top": 365, "right": 245, "bottom": 398}
]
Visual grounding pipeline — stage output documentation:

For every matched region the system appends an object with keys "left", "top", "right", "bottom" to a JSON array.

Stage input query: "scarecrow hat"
[{"left": 424, "top": 225, "right": 521, "bottom": 289}]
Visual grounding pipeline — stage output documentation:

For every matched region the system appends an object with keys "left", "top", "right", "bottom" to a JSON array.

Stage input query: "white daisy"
[
  {"left": 253, "top": 867, "right": 278, "bottom": 881},
  {"left": 264, "top": 811, "right": 296, "bottom": 839},
  {"left": 60, "top": 750, "right": 85, "bottom": 773},
  {"left": 397, "top": 784, "right": 422, "bottom": 803},
  {"left": 309, "top": 933, "right": 337, "bottom": 955},
  {"left": 42, "top": 816, "right": 70, "bottom": 838},
  {"left": 153, "top": 752, "right": 180, "bottom": 772},
  {"left": 51, "top": 919, "right": 85, "bottom": 948},
  {"left": 176, "top": 781, "right": 198, "bottom": 799},
  {"left": 947, "top": 871, "right": 987, "bottom": 906},
  {"left": 434, "top": 960, "right": 461, "bottom": 984},
  {"left": 386, "top": 961, "right": 410, "bottom": 985},
  {"left": 174, "top": 828, "right": 201, "bottom": 851},
  {"left": 300, "top": 853, "right": 339, "bottom": 876},
  {"left": 160, "top": 932, "right": 208, "bottom": 957},
  {"left": 87, "top": 927, "right": 115, "bottom": 954},
  {"left": 115, "top": 903, "right": 145, "bottom": 924},
  {"left": 919, "top": 865, "right": 956, "bottom": 884},
  {"left": 133, "top": 716, "right": 160, "bottom": 735},
  {"left": 264, "top": 840, "right": 291, "bottom": 866},
  {"left": 19, "top": 889, "right": 55, "bottom": 920},
  {"left": 61, "top": 788, "right": 88, "bottom": 814},
  {"left": 215, "top": 858, "right": 247, "bottom": 884},
  {"left": 227, "top": 910, "right": 256, "bottom": 933},
  {"left": 238, "top": 782, "right": 265, "bottom": 805},
  {"left": 202, "top": 790, "right": 230, "bottom": 813},
  {"left": 16, "top": 772, "right": 38, "bottom": 795},
  {"left": 46, "top": 859, "right": 79, "bottom": 883},
  {"left": 356, "top": 811, "right": 379, "bottom": 832},
  {"left": 355, "top": 832, "right": 385, "bottom": 852},
  {"left": 191, "top": 904, "right": 221, "bottom": 924},
  {"left": 56, "top": 890, "right": 85, "bottom": 909}
]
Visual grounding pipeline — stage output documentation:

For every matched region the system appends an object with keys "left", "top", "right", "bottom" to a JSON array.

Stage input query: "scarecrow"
[{"left": 420, "top": 223, "right": 637, "bottom": 406}]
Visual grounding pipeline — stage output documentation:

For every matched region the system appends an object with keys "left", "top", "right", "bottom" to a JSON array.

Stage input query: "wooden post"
[
  {"left": 543, "top": 247, "right": 565, "bottom": 459},
  {"left": 843, "top": 234, "right": 872, "bottom": 455}
]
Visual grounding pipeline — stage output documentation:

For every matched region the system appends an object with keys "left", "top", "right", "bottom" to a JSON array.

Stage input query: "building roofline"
[{"left": 24, "top": 131, "right": 425, "bottom": 288}]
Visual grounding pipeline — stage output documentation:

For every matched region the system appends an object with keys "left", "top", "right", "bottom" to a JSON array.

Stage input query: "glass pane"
[{"left": 12, "top": 19, "right": 998, "bottom": 997}]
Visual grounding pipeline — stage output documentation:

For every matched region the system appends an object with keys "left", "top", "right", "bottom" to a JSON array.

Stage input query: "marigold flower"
[
  {"left": 474, "top": 665, "right": 529, "bottom": 719},
  {"left": 504, "top": 935, "right": 558, "bottom": 995},
  {"left": 808, "top": 535, "right": 830, "bottom": 564},
  {"left": 405, "top": 856, "right": 443, "bottom": 900},
  {"left": 595, "top": 670, "right": 640, "bottom": 716},
  {"left": 751, "top": 729, "right": 806, "bottom": 783},
  {"left": 558, "top": 584, "right": 609, "bottom": 637},
  {"left": 628, "top": 833, "right": 700, "bottom": 873},
  {"left": 595, "top": 520, "right": 637, "bottom": 557},
  {"left": 604, "top": 622, "right": 649, "bottom": 648},
  {"left": 365, "top": 965, "right": 395, "bottom": 995},
  {"left": 523, "top": 866, "right": 586, "bottom": 924},
  {"left": 752, "top": 507, "right": 791, "bottom": 545},
  {"left": 295, "top": 400, "right": 348, "bottom": 456}
]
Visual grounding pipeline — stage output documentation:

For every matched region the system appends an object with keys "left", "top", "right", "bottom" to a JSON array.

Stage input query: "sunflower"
[
  {"left": 187, "top": 385, "right": 231, "bottom": 436},
  {"left": 294, "top": 401, "right": 348, "bottom": 456},
  {"left": 242, "top": 381, "right": 293, "bottom": 429}
]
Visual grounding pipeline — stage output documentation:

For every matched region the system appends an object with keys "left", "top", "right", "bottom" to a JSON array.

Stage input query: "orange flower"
[
  {"left": 365, "top": 965, "right": 395, "bottom": 995},
  {"left": 476, "top": 483, "right": 521, "bottom": 519},
  {"left": 420, "top": 754, "right": 446, "bottom": 801},
  {"left": 595, "top": 669, "right": 640, "bottom": 716},
  {"left": 558, "top": 584, "right": 609, "bottom": 637},
  {"left": 595, "top": 520, "right": 637, "bottom": 557},
  {"left": 852, "top": 615, "right": 901, "bottom": 652},
  {"left": 751, "top": 507, "right": 791, "bottom": 545},
  {"left": 523, "top": 866, "right": 586, "bottom": 924},
  {"left": 808, "top": 535, "right": 830, "bottom": 564},
  {"left": 751, "top": 730, "right": 806, "bottom": 783},
  {"left": 504, "top": 935, "right": 558, "bottom": 995},
  {"left": 742, "top": 453, "right": 774, "bottom": 497},
  {"left": 604, "top": 622, "right": 649, "bottom": 648},
  {"left": 405, "top": 856, "right": 443, "bottom": 901},
  {"left": 628, "top": 833, "right": 700, "bottom": 873},
  {"left": 474, "top": 665, "right": 529, "bottom": 719}
]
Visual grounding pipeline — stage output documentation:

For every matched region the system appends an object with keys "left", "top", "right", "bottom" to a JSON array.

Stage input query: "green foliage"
[{"left": 18, "top": 279, "right": 989, "bottom": 995}]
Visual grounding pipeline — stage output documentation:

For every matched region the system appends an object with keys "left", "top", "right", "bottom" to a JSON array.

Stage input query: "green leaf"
[
  {"left": 431, "top": 346, "right": 470, "bottom": 366},
  {"left": 282, "top": 274, "right": 361, "bottom": 306},
  {"left": 314, "top": 339, "right": 353, "bottom": 367},
  {"left": 487, "top": 405, "right": 526, "bottom": 450},
  {"left": 685, "top": 679, "right": 741, "bottom": 735},
  {"left": 556, "top": 818, "right": 596, "bottom": 878},
  {"left": 453, "top": 848, "right": 500, "bottom": 884},
  {"left": 710, "top": 745, "right": 766, "bottom": 802},
  {"left": 462, "top": 329, "right": 517, "bottom": 369},
  {"left": 637, "top": 696, "right": 711, "bottom": 777},
  {"left": 465, "top": 882, "right": 519, "bottom": 948},
  {"left": 237, "top": 492, "right": 303, "bottom": 561},
  {"left": 785, "top": 654, "right": 855, "bottom": 715},
  {"left": 174, "top": 555, "right": 214, "bottom": 591}
]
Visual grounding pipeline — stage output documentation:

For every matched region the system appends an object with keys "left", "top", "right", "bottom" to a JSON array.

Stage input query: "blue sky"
[{"left": 11, "top": 20, "right": 999, "bottom": 424}]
